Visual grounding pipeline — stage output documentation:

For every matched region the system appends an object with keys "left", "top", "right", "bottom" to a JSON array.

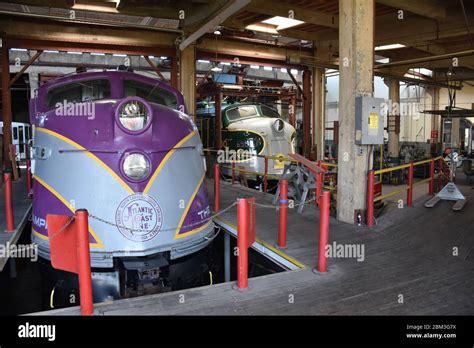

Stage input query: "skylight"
[{"left": 261, "top": 16, "right": 304, "bottom": 30}]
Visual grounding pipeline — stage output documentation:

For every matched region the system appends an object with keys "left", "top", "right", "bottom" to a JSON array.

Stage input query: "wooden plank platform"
[
  {"left": 33, "top": 174, "right": 474, "bottom": 315},
  {"left": 0, "top": 169, "right": 33, "bottom": 272}
]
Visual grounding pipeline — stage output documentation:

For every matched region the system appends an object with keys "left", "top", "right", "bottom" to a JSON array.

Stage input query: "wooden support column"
[
  {"left": 312, "top": 66, "right": 325, "bottom": 160},
  {"left": 2, "top": 38, "right": 13, "bottom": 170},
  {"left": 336, "top": 0, "right": 375, "bottom": 224},
  {"left": 171, "top": 56, "right": 178, "bottom": 90},
  {"left": 385, "top": 78, "right": 400, "bottom": 159},
  {"left": 302, "top": 69, "right": 311, "bottom": 158},
  {"left": 214, "top": 92, "right": 222, "bottom": 149},
  {"left": 179, "top": 44, "right": 196, "bottom": 118}
]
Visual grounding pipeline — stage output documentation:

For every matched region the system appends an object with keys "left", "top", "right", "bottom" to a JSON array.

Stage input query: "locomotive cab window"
[
  {"left": 226, "top": 106, "right": 258, "bottom": 122},
  {"left": 124, "top": 80, "right": 177, "bottom": 109},
  {"left": 260, "top": 105, "right": 280, "bottom": 118},
  {"left": 46, "top": 79, "right": 111, "bottom": 108}
]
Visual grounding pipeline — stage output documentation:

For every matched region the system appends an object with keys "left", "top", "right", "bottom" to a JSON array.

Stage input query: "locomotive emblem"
[{"left": 115, "top": 193, "right": 163, "bottom": 242}]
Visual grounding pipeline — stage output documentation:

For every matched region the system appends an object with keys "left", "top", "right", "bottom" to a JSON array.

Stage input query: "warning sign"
[{"left": 369, "top": 112, "right": 379, "bottom": 129}]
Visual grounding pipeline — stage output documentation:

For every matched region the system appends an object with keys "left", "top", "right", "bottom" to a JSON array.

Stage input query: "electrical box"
[{"left": 355, "top": 96, "right": 384, "bottom": 145}]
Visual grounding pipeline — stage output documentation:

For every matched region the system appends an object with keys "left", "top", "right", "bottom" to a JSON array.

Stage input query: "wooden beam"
[
  {"left": 9, "top": 50, "right": 43, "bottom": 87},
  {"left": 245, "top": 0, "right": 338, "bottom": 29},
  {"left": 376, "top": 0, "right": 446, "bottom": 19},
  {"left": 179, "top": 0, "right": 251, "bottom": 51}
]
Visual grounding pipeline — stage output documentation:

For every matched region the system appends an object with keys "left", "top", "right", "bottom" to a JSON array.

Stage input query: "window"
[
  {"left": 13, "top": 127, "right": 18, "bottom": 140},
  {"left": 124, "top": 80, "right": 177, "bottom": 109},
  {"left": 260, "top": 105, "right": 280, "bottom": 118},
  {"left": 46, "top": 79, "right": 111, "bottom": 108},
  {"left": 226, "top": 106, "right": 258, "bottom": 121},
  {"left": 18, "top": 127, "right": 24, "bottom": 144}
]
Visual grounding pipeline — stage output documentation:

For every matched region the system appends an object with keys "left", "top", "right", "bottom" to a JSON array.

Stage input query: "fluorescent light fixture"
[
  {"left": 71, "top": 3, "right": 118, "bottom": 13},
  {"left": 263, "top": 66, "right": 273, "bottom": 71},
  {"left": 44, "top": 50, "right": 59, "bottom": 53},
  {"left": 374, "top": 43, "right": 405, "bottom": 51},
  {"left": 214, "top": 30, "right": 221, "bottom": 35},
  {"left": 91, "top": 52, "right": 105, "bottom": 56},
  {"left": 246, "top": 23, "right": 279, "bottom": 34},
  {"left": 197, "top": 60, "right": 210, "bottom": 63},
  {"left": 280, "top": 68, "right": 287, "bottom": 73},
  {"left": 11, "top": 48, "right": 27, "bottom": 52},
  {"left": 262, "top": 16, "right": 304, "bottom": 30},
  {"left": 113, "top": 54, "right": 127, "bottom": 57},
  {"left": 221, "top": 62, "right": 231, "bottom": 66},
  {"left": 250, "top": 65, "right": 260, "bottom": 69},
  {"left": 211, "top": 65, "right": 222, "bottom": 72},
  {"left": 376, "top": 57, "right": 389, "bottom": 63},
  {"left": 290, "top": 69, "right": 298, "bottom": 74},
  {"left": 67, "top": 51, "right": 82, "bottom": 55},
  {"left": 160, "top": 56, "right": 168, "bottom": 60}
]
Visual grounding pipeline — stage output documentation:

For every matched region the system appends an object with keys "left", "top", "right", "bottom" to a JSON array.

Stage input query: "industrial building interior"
[{"left": 0, "top": 0, "right": 473, "bottom": 343}]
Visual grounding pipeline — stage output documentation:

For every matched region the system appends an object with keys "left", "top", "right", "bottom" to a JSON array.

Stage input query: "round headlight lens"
[
  {"left": 273, "top": 119, "right": 285, "bottom": 132},
  {"left": 119, "top": 100, "right": 149, "bottom": 131},
  {"left": 123, "top": 153, "right": 150, "bottom": 180}
]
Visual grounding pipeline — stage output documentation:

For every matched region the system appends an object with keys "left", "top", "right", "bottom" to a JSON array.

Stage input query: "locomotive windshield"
[
  {"left": 226, "top": 104, "right": 280, "bottom": 122},
  {"left": 124, "top": 80, "right": 177, "bottom": 110},
  {"left": 46, "top": 79, "right": 111, "bottom": 108}
]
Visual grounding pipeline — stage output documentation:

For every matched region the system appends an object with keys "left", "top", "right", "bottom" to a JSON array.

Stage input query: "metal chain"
[
  {"left": 251, "top": 195, "right": 318, "bottom": 209},
  {"left": 88, "top": 201, "right": 237, "bottom": 235},
  {"left": 48, "top": 216, "right": 75, "bottom": 240}
]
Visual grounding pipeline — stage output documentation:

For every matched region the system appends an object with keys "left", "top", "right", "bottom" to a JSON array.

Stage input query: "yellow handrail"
[{"left": 373, "top": 156, "right": 443, "bottom": 175}]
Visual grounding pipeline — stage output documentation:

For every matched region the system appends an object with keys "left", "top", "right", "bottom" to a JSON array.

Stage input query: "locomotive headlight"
[
  {"left": 273, "top": 119, "right": 285, "bottom": 132},
  {"left": 117, "top": 98, "right": 151, "bottom": 132},
  {"left": 123, "top": 153, "right": 150, "bottom": 180}
]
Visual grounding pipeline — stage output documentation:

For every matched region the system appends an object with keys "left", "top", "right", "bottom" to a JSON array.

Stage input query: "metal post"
[
  {"left": 367, "top": 170, "right": 375, "bottom": 227},
  {"left": 224, "top": 232, "right": 230, "bottom": 282},
  {"left": 316, "top": 172, "right": 323, "bottom": 206},
  {"left": 263, "top": 157, "right": 268, "bottom": 193},
  {"left": 278, "top": 179, "right": 288, "bottom": 248},
  {"left": 429, "top": 158, "right": 435, "bottom": 195},
  {"left": 214, "top": 164, "right": 220, "bottom": 212},
  {"left": 317, "top": 191, "right": 330, "bottom": 273},
  {"left": 407, "top": 161, "right": 414, "bottom": 207},
  {"left": 4, "top": 170, "right": 14, "bottom": 232},
  {"left": 75, "top": 209, "right": 93, "bottom": 316},
  {"left": 236, "top": 198, "right": 249, "bottom": 289},
  {"left": 26, "top": 144, "right": 32, "bottom": 197}
]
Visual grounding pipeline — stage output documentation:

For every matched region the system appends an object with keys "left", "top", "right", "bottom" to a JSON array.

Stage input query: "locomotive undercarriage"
[{"left": 39, "top": 244, "right": 212, "bottom": 310}]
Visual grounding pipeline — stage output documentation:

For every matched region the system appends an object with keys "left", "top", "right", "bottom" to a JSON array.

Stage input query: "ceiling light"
[
  {"left": 250, "top": 65, "right": 260, "bottom": 69},
  {"left": 198, "top": 60, "right": 210, "bottom": 63},
  {"left": 211, "top": 64, "right": 222, "bottom": 72},
  {"left": 67, "top": 51, "right": 82, "bottom": 55},
  {"left": 214, "top": 30, "right": 221, "bottom": 35},
  {"left": 160, "top": 56, "right": 168, "bottom": 60},
  {"left": 290, "top": 69, "right": 298, "bottom": 74},
  {"left": 11, "top": 48, "right": 27, "bottom": 52},
  {"left": 262, "top": 16, "right": 304, "bottom": 30},
  {"left": 90, "top": 52, "right": 105, "bottom": 56},
  {"left": 221, "top": 62, "right": 231, "bottom": 66},
  {"left": 113, "top": 54, "right": 127, "bottom": 57},
  {"left": 374, "top": 43, "right": 405, "bottom": 51},
  {"left": 71, "top": 2, "right": 118, "bottom": 13},
  {"left": 44, "top": 50, "right": 59, "bottom": 53},
  {"left": 263, "top": 66, "right": 273, "bottom": 71}
]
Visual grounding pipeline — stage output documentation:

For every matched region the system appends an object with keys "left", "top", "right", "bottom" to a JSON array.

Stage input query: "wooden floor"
[
  {"left": 34, "top": 173, "right": 474, "bottom": 315},
  {"left": 0, "top": 169, "right": 33, "bottom": 272}
]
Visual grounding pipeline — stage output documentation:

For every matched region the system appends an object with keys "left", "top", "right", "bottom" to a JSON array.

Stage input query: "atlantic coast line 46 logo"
[{"left": 115, "top": 194, "right": 163, "bottom": 242}]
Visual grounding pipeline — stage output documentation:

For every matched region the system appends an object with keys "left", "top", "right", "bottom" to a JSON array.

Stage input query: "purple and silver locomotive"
[{"left": 29, "top": 70, "right": 214, "bottom": 306}]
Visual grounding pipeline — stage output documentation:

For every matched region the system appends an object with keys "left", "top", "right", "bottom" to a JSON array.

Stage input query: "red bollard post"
[
  {"left": 317, "top": 191, "right": 330, "bottom": 273},
  {"left": 407, "top": 161, "right": 414, "bottom": 207},
  {"left": 231, "top": 162, "right": 235, "bottom": 185},
  {"left": 366, "top": 170, "right": 375, "bottom": 227},
  {"left": 429, "top": 159, "right": 435, "bottom": 195},
  {"left": 263, "top": 157, "right": 268, "bottom": 193},
  {"left": 214, "top": 164, "right": 220, "bottom": 212},
  {"left": 278, "top": 179, "right": 288, "bottom": 248},
  {"left": 3, "top": 171, "right": 14, "bottom": 232},
  {"left": 75, "top": 209, "right": 93, "bottom": 316},
  {"left": 236, "top": 198, "right": 249, "bottom": 289}
]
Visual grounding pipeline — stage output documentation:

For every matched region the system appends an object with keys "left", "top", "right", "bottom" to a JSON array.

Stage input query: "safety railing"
[
  {"left": 204, "top": 148, "right": 337, "bottom": 195},
  {"left": 367, "top": 156, "right": 444, "bottom": 227}
]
